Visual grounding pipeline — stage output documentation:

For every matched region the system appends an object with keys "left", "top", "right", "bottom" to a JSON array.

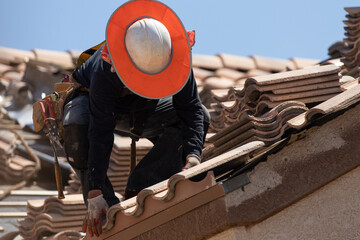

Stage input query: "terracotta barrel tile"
[
  {"left": 290, "top": 57, "right": 320, "bottom": 69},
  {"left": 192, "top": 54, "right": 223, "bottom": 70},
  {"left": 345, "top": 7, "right": 360, "bottom": 17},
  {"left": 215, "top": 68, "right": 246, "bottom": 80},
  {"left": 218, "top": 54, "right": 256, "bottom": 71},
  {"left": 288, "top": 83, "right": 360, "bottom": 129},
  {"left": 271, "top": 80, "right": 340, "bottom": 95},
  {"left": 193, "top": 67, "right": 214, "bottom": 81},
  {"left": 0, "top": 47, "right": 35, "bottom": 65},
  {"left": 245, "top": 65, "right": 340, "bottom": 87},
  {"left": 339, "top": 38, "right": 360, "bottom": 56},
  {"left": 31, "top": 49, "right": 74, "bottom": 69},
  {"left": 251, "top": 55, "right": 290, "bottom": 72},
  {"left": 344, "top": 15, "right": 360, "bottom": 24},
  {"left": 102, "top": 172, "right": 219, "bottom": 236},
  {"left": 203, "top": 76, "right": 235, "bottom": 89},
  {"left": 259, "top": 86, "right": 342, "bottom": 102},
  {"left": 2, "top": 70, "right": 23, "bottom": 82},
  {"left": 256, "top": 74, "right": 340, "bottom": 92},
  {"left": 0, "top": 63, "right": 14, "bottom": 76},
  {"left": 210, "top": 88, "right": 235, "bottom": 102},
  {"left": 340, "top": 79, "right": 358, "bottom": 91},
  {"left": 245, "top": 69, "right": 271, "bottom": 78},
  {"left": 255, "top": 93, "right": 340, "bottom": 114}
]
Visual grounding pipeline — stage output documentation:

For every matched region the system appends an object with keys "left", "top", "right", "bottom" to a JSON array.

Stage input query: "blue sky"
[{"left": 0, "top": 0, "right": 358, "bottom": 60}]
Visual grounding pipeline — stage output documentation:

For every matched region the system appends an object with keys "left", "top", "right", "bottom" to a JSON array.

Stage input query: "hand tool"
[{"left": 39, "top": 98, "right": 65, "bottom": 199}]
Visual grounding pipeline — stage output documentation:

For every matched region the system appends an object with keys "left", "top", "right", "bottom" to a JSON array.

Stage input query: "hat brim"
[{"left": 106, "top": 0, "right": 191, "bottom": 99}]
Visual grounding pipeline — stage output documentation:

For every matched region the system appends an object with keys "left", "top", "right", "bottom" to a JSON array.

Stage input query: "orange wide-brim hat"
[{"left": 105, "top": 0, "right": 192, "bottom": 99}]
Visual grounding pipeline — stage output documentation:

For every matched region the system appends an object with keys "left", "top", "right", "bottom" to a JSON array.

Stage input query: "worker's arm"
[
  {"left": 73, "top": 46, "right": 118, "bottom": 195},
  {"left": 74, "top": 46, "right": 117, "bottom": 237},
  {"left": 172, "top": 70, "right": 204, "bottom": 159},
  {"left": 87, "top": 70, "right": 117, "bottom": 193}
]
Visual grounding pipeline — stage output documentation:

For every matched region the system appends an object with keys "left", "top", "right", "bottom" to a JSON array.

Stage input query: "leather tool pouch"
[{"left": 32, "top": 79, "right": 83, "bottom": 140}]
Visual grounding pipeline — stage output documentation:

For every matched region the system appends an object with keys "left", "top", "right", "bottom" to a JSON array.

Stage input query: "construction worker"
[{"left": 62, "top": 0, "right": 209, "bottom": 237}]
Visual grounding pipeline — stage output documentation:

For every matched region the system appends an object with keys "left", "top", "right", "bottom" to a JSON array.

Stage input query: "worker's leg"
[
  {"left": 63, "top": 95, "right": 119, "bottom": 207},
  {"left": 119, "top": 98, "right": 210, "bottom": 199}
]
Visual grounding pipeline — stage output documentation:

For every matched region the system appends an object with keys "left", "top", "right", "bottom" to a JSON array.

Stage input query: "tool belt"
[
  {"left": 32, "top": 75, "right": 84, "bottom": 139},
  {"left": 33, "top": 39, "right": 105, "bottom": 138}
]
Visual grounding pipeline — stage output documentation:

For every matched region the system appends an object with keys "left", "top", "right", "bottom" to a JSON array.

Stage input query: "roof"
[{"left": 0, "top": 6, "right": 360, "bottom": 240}]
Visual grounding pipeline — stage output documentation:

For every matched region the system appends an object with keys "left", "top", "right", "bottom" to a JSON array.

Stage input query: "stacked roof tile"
[
  {"left": 203, "top": 101, "right": 308, "bottom": 159},
  {"left": 341, "top": 7, "right": 360, "bottom": 75},
  {"left": 0, "top": 47, "right": 76, "bottom": 70},
  {"left": 193, "top": 54, "right": 319, "bottom": 108},
  {"left": 0, "top": 133, "right": 36, "bottom": 184},
  {"left": 17, "top": 194, "right": 86, "bottom": 240},
  {"left": 64, "top": 171, "right": 81, "bottom": 194},
  {"left": 109, "top": 137, "right": 152, "bottom": 194},
  {"left": 288, "top": 83, "right": 360, "bottom": 129},
  {"left": 209, "top": 64, "right": 342, "bottom": 132},
  {"left": 328, "top": 7, "right": 360, "bottom": 78},
  {"left": 65, "top": 136, "right": 152, "bottom": 195}
]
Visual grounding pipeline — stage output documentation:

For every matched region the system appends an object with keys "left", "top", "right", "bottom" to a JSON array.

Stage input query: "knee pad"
[{"left": 63, "top": 125, "right": 89, "bottom": 170}]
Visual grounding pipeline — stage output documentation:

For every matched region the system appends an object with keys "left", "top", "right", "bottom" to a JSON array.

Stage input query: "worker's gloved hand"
[
  {"left": 182, "top": 154, "right": 201, "bottom": 170},
  {"left": 82, "top": 194, "right": 109, "bottom": 237}
]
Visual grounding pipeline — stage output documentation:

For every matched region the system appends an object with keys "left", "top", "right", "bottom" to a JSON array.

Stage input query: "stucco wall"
[{"left": 210, "top": 164, "right": 360, "bottom": 240}]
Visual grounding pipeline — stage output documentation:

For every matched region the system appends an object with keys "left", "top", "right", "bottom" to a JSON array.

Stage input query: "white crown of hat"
[{"left": 125, "top": 18, "right": 172, "bottom": 74}]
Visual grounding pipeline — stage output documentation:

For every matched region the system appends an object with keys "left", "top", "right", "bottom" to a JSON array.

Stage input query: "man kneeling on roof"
[{"left": 62, "top": 0, "right": 209, "bottom": 237}]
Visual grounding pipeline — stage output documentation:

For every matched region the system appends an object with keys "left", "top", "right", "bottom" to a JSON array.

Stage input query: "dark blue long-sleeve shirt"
[{"left": 73, "top": 46, "right": 204, "bottom": 190}]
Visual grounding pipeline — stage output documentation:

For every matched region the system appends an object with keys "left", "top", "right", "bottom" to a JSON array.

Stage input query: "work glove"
[
  {"left": 82, "top": 194, "right": 109, "bottom": 237},
  {"left": 182, "top": 154, "right": 201, "bottom": 170}
]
